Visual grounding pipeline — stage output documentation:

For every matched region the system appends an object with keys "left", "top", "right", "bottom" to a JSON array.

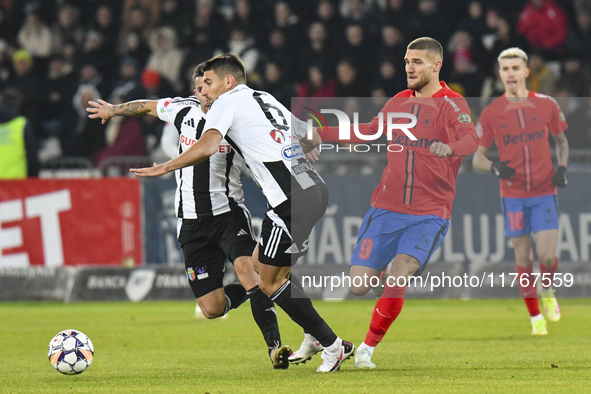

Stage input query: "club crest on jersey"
[
  {"left": 281, "top": 144, "right": 304, "bottom": 160},
  {"left": 421, "top": 111, "right": 434, "bottom": 128},
  {"left": 270, "top": 129, "right": 286, "bottom": 143},
  {"left": 458, "top": 113, "right": 471, "bottom": 124},
  {"left": 186, "top": 268, "right": 196, "bottom": 281}
]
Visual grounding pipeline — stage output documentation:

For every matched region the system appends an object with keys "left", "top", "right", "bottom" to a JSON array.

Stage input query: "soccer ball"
[{"left": 48, "top": 330, "right": 94, "bottom": 375}]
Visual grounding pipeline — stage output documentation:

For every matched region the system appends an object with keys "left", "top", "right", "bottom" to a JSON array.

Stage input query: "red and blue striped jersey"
[{"left": 477, "top": 91, "right": 568, "bottom": 198}]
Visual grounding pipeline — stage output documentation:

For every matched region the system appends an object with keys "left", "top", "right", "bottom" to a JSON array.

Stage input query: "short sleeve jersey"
[
  {"left": 477, "top": 91, "right": 568, "bottom": 198},
  {"left": 203, "top": 84, "right": 323, "bottom": 209},
  {"left": 156, "top": 96, "right": 245, "bottom": 218}
]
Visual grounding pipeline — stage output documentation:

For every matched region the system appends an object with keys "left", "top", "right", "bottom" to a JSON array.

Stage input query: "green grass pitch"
[{"left": 1, "top": 299, "right": 590, "bottom": 393}]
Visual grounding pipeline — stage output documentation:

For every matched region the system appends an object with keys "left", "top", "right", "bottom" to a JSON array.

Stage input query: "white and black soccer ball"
[{"left": 48, "top": 330, "right": 94, "bottom": 375}]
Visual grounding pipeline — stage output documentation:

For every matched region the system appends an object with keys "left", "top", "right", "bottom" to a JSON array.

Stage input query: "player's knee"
[
  {"left": 539, "top": 254, "right": 556, "bottom": 267},
  {"left": 199, "top": 303, "right": 225, "bottom": 319},
  {"left": 349, "top": 285, "right": 370, "bottom": 297}
]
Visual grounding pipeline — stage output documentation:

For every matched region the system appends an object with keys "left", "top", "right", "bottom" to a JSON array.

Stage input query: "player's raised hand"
[
  {"left": 430, "top": 141, "right": 452, "bottom": 158},
  {"left": 130, "top": 162, "right": 169, "bottom": 177},
  {"left": 306, "top": 148, "right": 320, "bottom": 163},
  {"left": 86, "top": 99, "right": 113, "bottom": 124}
]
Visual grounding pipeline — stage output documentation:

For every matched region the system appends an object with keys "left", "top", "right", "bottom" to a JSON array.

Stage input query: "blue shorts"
[
  {"left": 350, "top": 208, "right": 449, "bottom": 275},
  {"left": 501, "top": 194, "right": 559, "bottom": 237}
]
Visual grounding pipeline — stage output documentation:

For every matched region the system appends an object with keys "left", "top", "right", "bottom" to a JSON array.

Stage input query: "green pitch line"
[{"left": 0, "top": 299, "right": 589, "bottom": 393}]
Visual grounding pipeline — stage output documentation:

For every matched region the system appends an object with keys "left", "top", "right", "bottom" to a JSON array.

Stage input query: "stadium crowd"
[{"left": 1, "top": 0, "right": 591, "bottom": 172}]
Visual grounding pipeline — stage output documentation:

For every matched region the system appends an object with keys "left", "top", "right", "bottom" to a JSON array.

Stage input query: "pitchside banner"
[{"left": 0, "top": 179, "right": 142, "bottom": 267}]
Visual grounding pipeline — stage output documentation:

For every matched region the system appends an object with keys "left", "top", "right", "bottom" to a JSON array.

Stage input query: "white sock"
[
  {"left": 359, "top": 342, "right": 375, "bottom": 355},
  {"left": 304, "top": 333, "right": 317, "bottom": 343},
  {"left": 324, "top": 337, "right": 342, "bottom": 353},
  {"left": 531, "top": 314, "right": 544, "bottom": 325}
]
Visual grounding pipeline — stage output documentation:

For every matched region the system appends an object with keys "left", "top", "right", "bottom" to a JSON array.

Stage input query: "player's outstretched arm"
[
  {"left": 87, "top": 99, "right": 158, "bottom": 124},
  {"left": 472, "top": 145, "right": 493, "bottom": 172},
  {"left": 552, "top": 132, "right": 569, "bottom": 187},
  {"left": 130, "top": 129, "right": 222, "bottom": 177}
]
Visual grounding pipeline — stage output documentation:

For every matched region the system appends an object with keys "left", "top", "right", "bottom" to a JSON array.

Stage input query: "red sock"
[
  {"left": 515, "top": 265, "right": 539, "bottom": 317},
  {"left": 364, "top": 285, "right": 406, "bottom": 347},
  {"left": 539, "top": 257, "right": 558, "bottom": 289}
]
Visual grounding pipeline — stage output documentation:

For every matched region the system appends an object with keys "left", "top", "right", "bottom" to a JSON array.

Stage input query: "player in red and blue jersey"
[
  {"left": 288, "top": 37, "right": 479, "bottom": 369},
  {"left": 473, "top": 47, "right": 569, "bottom": 335}
]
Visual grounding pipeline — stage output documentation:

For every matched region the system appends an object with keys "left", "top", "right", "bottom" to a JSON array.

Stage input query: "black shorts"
[
  {"left": 259, "top": 183, "right": 329, "bottom": 267},
  {"left": 178, "top": 204, "right": 257, "bottom": 298}
]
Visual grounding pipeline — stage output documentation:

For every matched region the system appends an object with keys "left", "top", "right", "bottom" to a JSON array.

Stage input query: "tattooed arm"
[{"left": 86, "top": 99, "right": 158, "bottom": 124}]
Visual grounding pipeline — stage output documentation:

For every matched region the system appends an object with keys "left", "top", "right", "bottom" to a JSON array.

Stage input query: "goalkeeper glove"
[
  {"left": 490, "top": 161, "right": 516, "bottom": 179},
  {"left": 551, "top": 165, "right": 568, "bottom": 187}
]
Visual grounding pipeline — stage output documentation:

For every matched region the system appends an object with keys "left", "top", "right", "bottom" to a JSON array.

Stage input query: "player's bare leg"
[
  {"left": 195, "top": 288, "right": 232, "bottom": 319},
  {"left": 356, "top": 253, "right": 419, "bottom": 368},
  {"left": 535, "top": 230, "right": 561, "bottom": 322},
  {"left": 349, "top": 265, "right": 381, "bottom": 297},
  {"left": 513, "top": 235, "right": 547, "bottom": 334}
]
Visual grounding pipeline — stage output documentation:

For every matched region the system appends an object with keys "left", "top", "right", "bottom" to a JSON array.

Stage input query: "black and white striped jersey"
[
  {"left": 157, "top": 96, "right": 245, "bottom": 219},
  {"left": 203, "top": 85, "right": 324, "bottom": 210}
]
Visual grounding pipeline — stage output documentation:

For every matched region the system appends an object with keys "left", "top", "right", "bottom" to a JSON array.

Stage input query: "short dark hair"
[
  {"left": 201, "top": 53, "right": 247, "bottom": 83},
  {"left": 407, "top": 37, "right": 443, "bottom": 59},
  {"left": 193, "top": 62, "right": 205, "bottom": 80}
]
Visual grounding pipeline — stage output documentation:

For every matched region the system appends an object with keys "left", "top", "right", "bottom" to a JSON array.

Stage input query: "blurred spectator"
[
  {"left": 215, "top": 28, "right": 259, "bottom": 75},
  {"left": 447, "top": 52, "right": 484, "bottom": 98},
  {"left": 79, "top": 30, "right": 114, "bottom": 82},
  {"left": 5, "top": 49, "right": 40, "bottom": 132},
  {"left": 232, "top": 0, "right": 265, "bottom": 47},
  {"left": 415, "top": 0, "right": 452, "bottom": 45},
  {"left": 90, "top": 5, "right": 119, "bottom": 51},
  {"left": 120, "top": 32, "right": 151, "bottom": 70},
  {"left": 261, "top": 62, "right": 293, "bottom": 108},
  {"left": 0, "top": 95, "right": 39, "bottom": 178},
  {"left": 122, "top": 0, "right": 159, "bottom": 38},
  {"left": 566, "top": 11, "right": 591, "bottom": 66},
  {"left": 554, "top": 53, "right": 591, "bottom": 97},
  {"left": 61, "top": 83, "right": 105, "bottom": 159},
  {"left": 0, "top": 4, "right": 15, "bottom": 43},
  {"left": 316, "top": 0, "right": 343, "bottom": 46},
  {"left": 527, "top": 52, "right": 556, "bottom": 95},
  {"left": 335, "top": 58, "right": 368, "bottom": 97},
  {"left": 108, "top": 56, "right": 142, "bottom": 103},
  {"left": 272, "top": 1, "right": 301, "bottom": 46},
  {"left": 77, "top": 63, "right": 108, "bottom": 98},
  {"left": 341, "top": 0, "right": 378, "bottom": 39},
  {"left": 157, "top": 0, "right": 192, "bottom": 47},
  {"left": 298, "top": 22, "right": 338, "bottom": 82},
  {"left": 118, "top": 5, "right": 153, "bottom": 55},
  {"left": 341, "top": 24, "right": 374, "bottom": 84},
  {"left": 516, "top": 0, "right": 568, "bottom": 59},
  {"left": 91, "top": 116, "right": 147, "bottom": 167},
  {"left": 447, "top": 30, "right": 488, "bottom": 78},
  {"left": 488, "top": 17, "right": 530, "bottom": 71},
  {"left": 297, "top": 64, "right": 337, "bottom": 98},
  {"left": 378, "top": 25, "right": 406, "bottom": 68},
  {"left": 480, "top": 62, "right": 507, "bottom": 99},
  {"left": 0, "top": 39, "right": 12, "bottom": 89},
  {"left": 371, "top": 57, "right": 406, "bottom": 97},
  {"left": 189, "top": 0, "right": 226, "bottom": 56},
  {"left": 381, "top": 0, "right": 418, "bottom": 40},
  {"left": 146, "top": 26, "right": 185, "bottom": 93},
  {"left": 39, "top": 55, "right": 76, "bottom": 140},
  {"left": 460, "top": 1, "right": 490, "bottom": 39},
  {"left": 51, "top": 5, "right": 85, "bottom": 54},
  {"left": 263, "top": 29, "right": 295, "bottom": 80},
  {"left": 17, "top": 10, "right": 52, "bottom": 58}
]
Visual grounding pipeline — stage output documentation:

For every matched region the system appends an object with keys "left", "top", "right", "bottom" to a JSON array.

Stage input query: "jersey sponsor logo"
[
  {"left": 164, "top": 98, "right": 173, "bottom": 107},
  {"left": 390, "top": 131, "right": 440, "bottom": 149},
  {"left": 292, "top": 161, "right": 314, "bottom": 175},
  {"left": 270, "top": 129, "right": 286, "bottom": 143},
  {"left": 183, "top": 118, "right": 195, "bottom": 128},
  {"left": 502, "top": 130, "right": 544, "bottom": 145},
  {"left": 500, "top": 122, "right": 510, "bottom": 128},
  {"left": 196, "top": 265, "right": 208, "bottom": 280},
  {"left": 218, "top": 144, "right": 232, "bottom": 153},
  {"left": 281, "top": 144, "right": 304, "bottom": 160},
  {"left": 458, "top": 113, "right": 471, "bottom": 123},
  {"left": 444, "top": 95, "right": 461, "bottom": 112},
  {"left": 358, "top": 238, "right": 373, "bottom": 260},
  {"left": 186, "top": 267, "right": 196, "bottom": 281},
  {"left": 180, "top": 134, "right": 196, "bottom": 147}
]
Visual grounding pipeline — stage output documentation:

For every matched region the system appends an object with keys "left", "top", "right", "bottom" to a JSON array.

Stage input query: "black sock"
[
  {"left": 271, "top": 279, "right": 337, "bottom": 347},
  {"left": 247, "top": 285, "right": 281, "bottom": 349},
  {"left": 223, "top": 284, "right": 248, "bottom": 315}
]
